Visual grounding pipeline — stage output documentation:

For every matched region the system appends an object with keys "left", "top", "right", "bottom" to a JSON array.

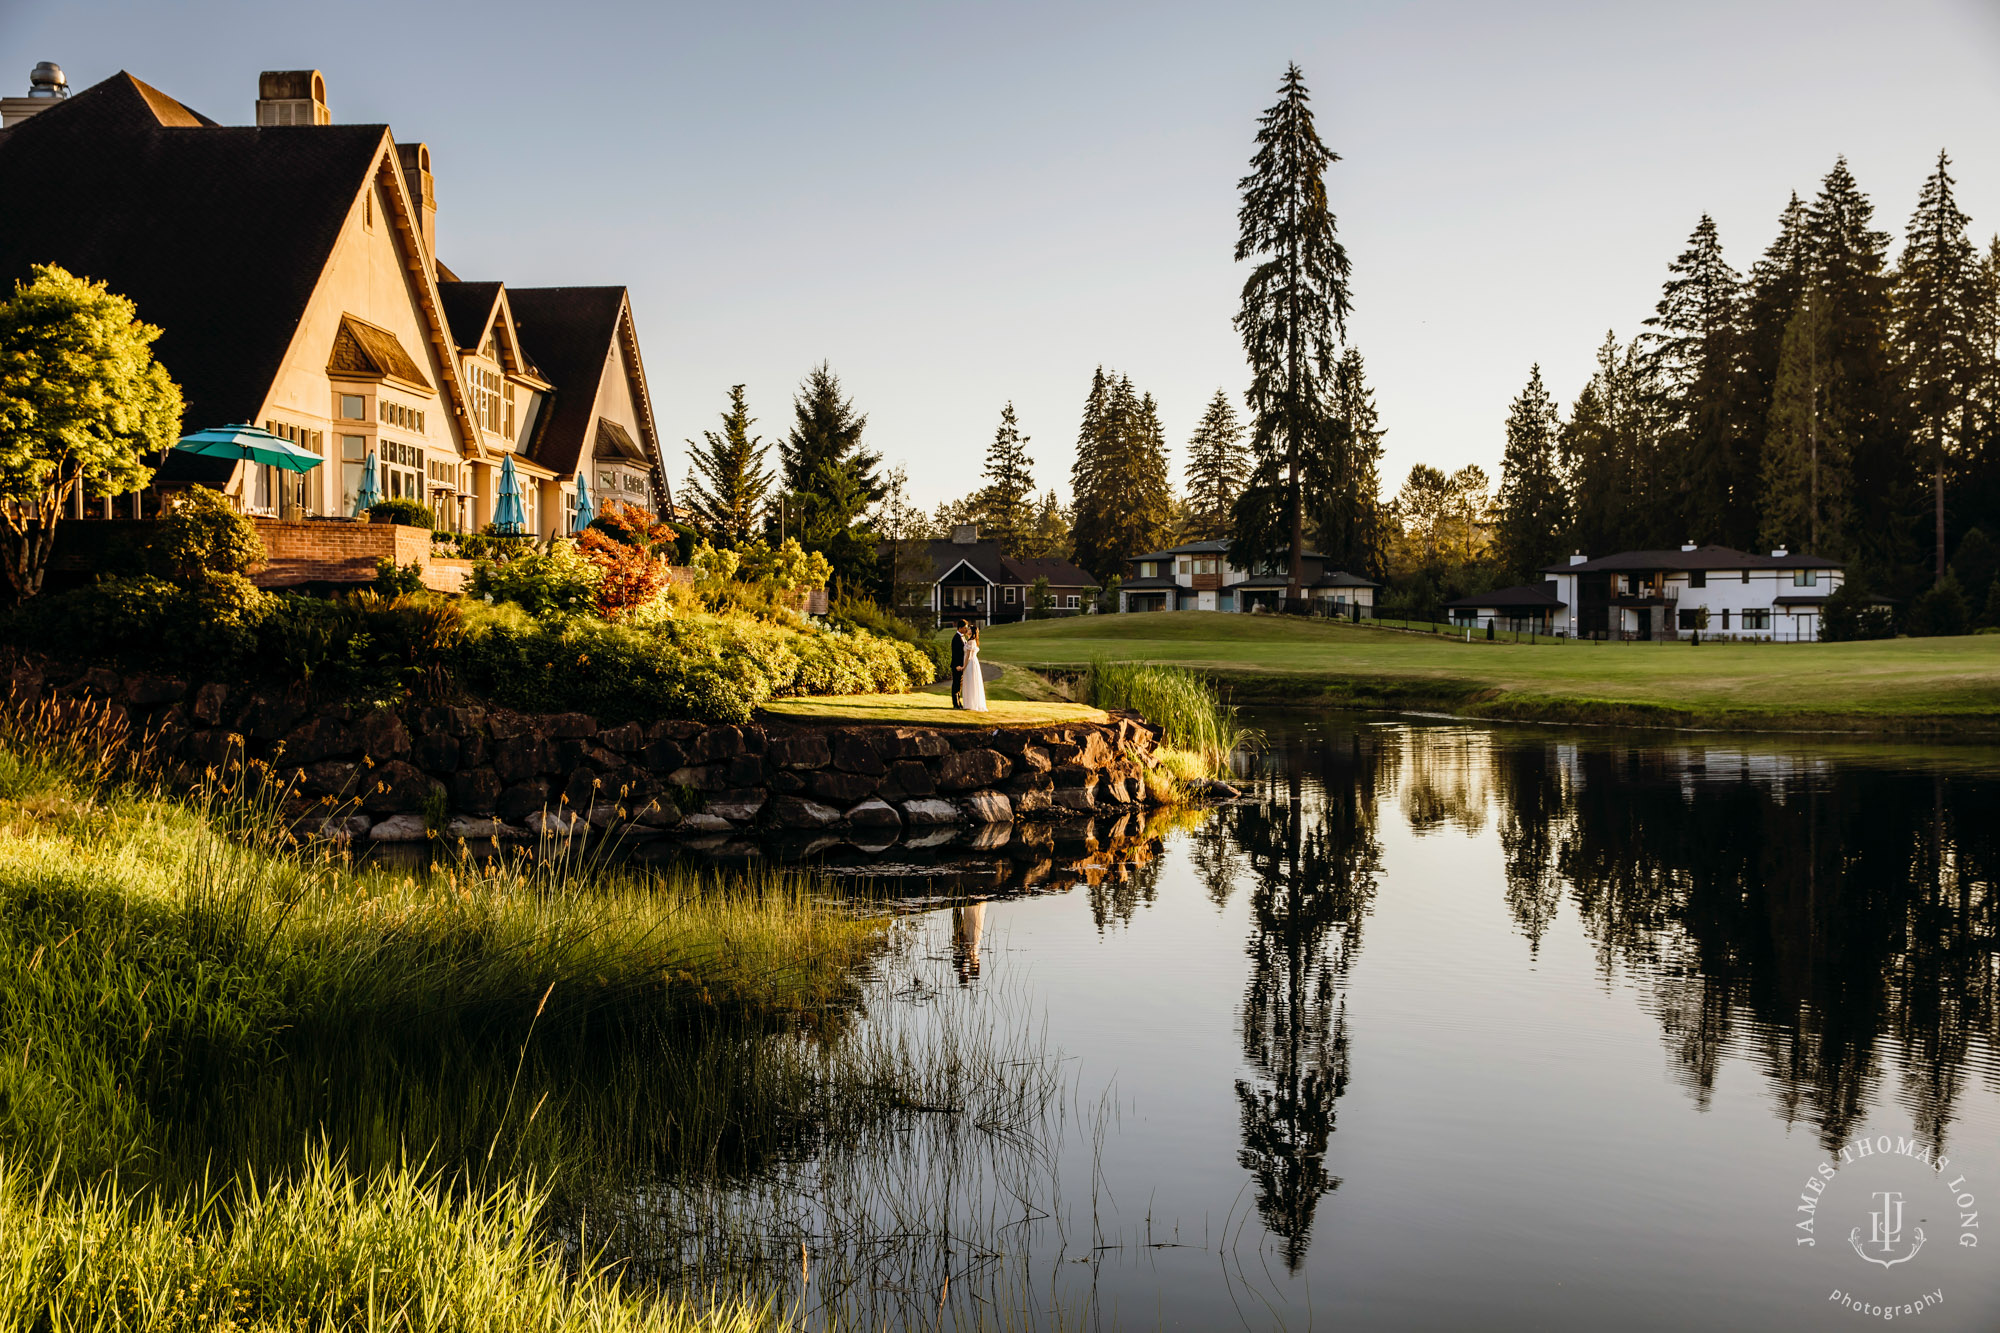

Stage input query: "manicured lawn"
[
  {"left": 977, "top": 612, "right": 2000, "bottom": 730},
  {"left": 760, "top": 690, "right": 1107, "bottom": 728}
]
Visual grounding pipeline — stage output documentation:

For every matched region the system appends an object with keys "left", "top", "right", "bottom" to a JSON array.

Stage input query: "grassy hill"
[{"left": 977, "top": 612, "right": 2000, "bottom": 732}]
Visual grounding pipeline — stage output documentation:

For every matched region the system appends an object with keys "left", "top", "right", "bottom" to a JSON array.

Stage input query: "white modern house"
[
  {"left": 1539, "top": 545, "right": 1844, "bottom": 641},
  {"left": 1118, "top": 539, "right": 1379, "bottom": 615}
]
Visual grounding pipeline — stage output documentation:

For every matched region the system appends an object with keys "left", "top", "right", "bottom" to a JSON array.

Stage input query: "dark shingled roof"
[
  {"left": 507, "top": 286, "right": 628, "bottom": 476},
  {"left": 1445, "top": 583, "right": 1567, "bottom": 609},
  {"left": 0, "top": 71, "right": 390, "bottom": 432},
  {"left": 327, "top": 314, "right": 431, "bottom": 389},
  {"left": 436, "top": 281, "right": 502, "bottom": 352},
  {"left": 1541, "top": 544, "right": 1842, "bottom": 574},
  {"left": 915, "top": 540, "right": 1093, "bottom": 589}
]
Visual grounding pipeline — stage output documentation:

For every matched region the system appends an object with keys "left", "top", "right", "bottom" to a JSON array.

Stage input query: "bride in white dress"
[{"left": 960, "top": 626, "right": 989, "bottom": 712}]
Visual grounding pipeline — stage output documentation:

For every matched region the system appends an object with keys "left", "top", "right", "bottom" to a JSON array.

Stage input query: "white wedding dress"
[{"left": 961, "top": 639, "right": 989, "bottom": 711}]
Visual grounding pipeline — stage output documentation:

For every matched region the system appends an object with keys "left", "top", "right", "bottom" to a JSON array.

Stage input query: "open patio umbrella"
[
  {"left": 492, "top": 453, "right": 526, "bottom": 535},
  {"left": 173, "top": 423, "right": 325, "bottom": 472},
  {"left": 571, "top": 470, "right": 595, "bottom": 532},
  {"left": 351, "top": 450, "right": 381, "bottom": 516}
]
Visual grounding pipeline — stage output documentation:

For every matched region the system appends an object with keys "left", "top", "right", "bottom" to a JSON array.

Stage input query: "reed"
[{"left": 1081, "top": 658, "right": 1257, "bottom": 774}]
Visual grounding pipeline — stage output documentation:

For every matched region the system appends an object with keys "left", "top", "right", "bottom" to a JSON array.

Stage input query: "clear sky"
[{"left": 7, "top": 0, "right": 2000, "bottom": 510}]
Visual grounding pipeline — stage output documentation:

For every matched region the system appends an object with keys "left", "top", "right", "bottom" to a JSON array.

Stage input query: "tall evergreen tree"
[
  {"left": 1561, "top": 333, "right": 1666, "bottom": 554},
  {"left": 1020, "top": 490, "right": 1074, "bottom": 560},
  {"left": 682, "top": 383, "right": 773, "bottom": 547},
  {"left": 1494, "top": 365, "right": 1568, "bottom": 577},
  {"left": 974, "top": 402, "right": 1037, "bottom": 554},
  {"left": 1070, "top": 368, "right": 1174, "bottom": 582},
  {"left": 1740, "top": 193, "right": 1814, "bottom": 523},
  {"left": 1645, "top": 214, "right": 1750, "bottom": 545},
  {"left": 1760, "top": 292, "right": 1846, "bottom": 553},
  {"left": 1801, "top": 157, "right": 1903, "bottom": 572},
  {"left": 1183, "top": 390, "right": 1247, "bottom": 541},
  {"left": 778, "top": 362, "right": 881, "bottom": 589},
  {"left": 1307, "top": 347, "right": 1386, "bottom": 575},
  {"left": 1964, "top": 236, "right": 2000, "bottom": 543},
  {"left": 1893, "top": 150, "right": 1983, "bottom": 583},
  {"left": 1232, "top": 64, "right": 1353, "bottom": 600}
]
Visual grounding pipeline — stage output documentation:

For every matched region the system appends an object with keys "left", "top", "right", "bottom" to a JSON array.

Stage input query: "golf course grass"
[
  {"left": 976, "top": 612, "right": 2000, "bottom": 733},
  {"left": 759, "top": 689, "right": 1107, "bottom": 728}
]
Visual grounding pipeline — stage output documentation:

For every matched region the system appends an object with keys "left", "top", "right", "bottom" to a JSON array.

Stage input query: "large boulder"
[
  {"left": 808, "top": 770, "right": 878, "bottom": 804},
  {"left": 962, "top": 790, "right": 1012, "bottom": 824},
  {"left": 937, "top": 748, "right": 1012, "bottom": 791},
  {"left": 901, "top": 798, "right": 962, "bottom": 825},
  {"left": 360, "top": 760, "right": 443, "bottom": 815},
  {"left": 355, "top": 709, "right": 411, "bottom": 761},
  {"left": 497, "top": 779, "right": 552, "bottom": 822},
  {"left": 706, "top": 791, "right": 768, "bottom": 823},
  {"left": 451, "top": 767, "right": 503, "bottom": 813},
  {"left": 490, "top": 735, "right": 544, "bottom": 784},
  {"left": 367, "top": 813, "right": 429, "bottom": 842},
  {"left": 884, "top": 729, "right": 951, "bottom": 759},
  {"left": 767, "top": 732, "right": 831, "bottom": 769},
  {"left": 880, "top": 760, "right": 935, "bottom": 800},
  {"left": 831, "top": 733, "right": 887, "bottom": 775},
  {"left": 769, "top": 795, "right": 842, "bottom": 829},
  {"left": 845, "top": 797, "right": 901, "bottom": 828}
]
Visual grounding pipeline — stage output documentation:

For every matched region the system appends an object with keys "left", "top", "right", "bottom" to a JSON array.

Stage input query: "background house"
[
  {"left": 1444, "top": 584, "right": 1566, "bottom": 633},
  {"left": 1118, "top": 539, "right": 1379, "bottom": 615},
  {"left": 0, "top": 63, "right": 668, "bottom": 555},
  {"left": 906, "top": 526, "right": 1096, "bottom": 626},
  {"left": 1541, "top": 544, "right": 1844, "bottom": 641}
]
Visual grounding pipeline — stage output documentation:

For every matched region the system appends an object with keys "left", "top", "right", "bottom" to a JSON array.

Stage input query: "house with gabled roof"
[
  {"left": 0, "top": 62, "right": 669, "bottom": 546},
  {"left": 903, "top": 526, "right": 1097, "bottom": 626},
  {"left": 1118, "top": 538, "right": 1379, "bottom": 615},
  {"left": 1540, "top": 544, "right": 1844, "bottom": 641}
]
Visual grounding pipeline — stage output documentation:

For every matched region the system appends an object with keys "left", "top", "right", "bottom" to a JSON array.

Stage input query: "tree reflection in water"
[{"left": 1223, "top": 728, "right": 1384, "bottom": 1272}]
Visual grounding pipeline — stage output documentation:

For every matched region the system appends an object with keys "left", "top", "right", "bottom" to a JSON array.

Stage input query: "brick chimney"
[
  {"left": 396, "top": 142, "right": 436, "bottom": 268},
  {"left": 256, "top": 70, "right": 329, "bottom": 126}
]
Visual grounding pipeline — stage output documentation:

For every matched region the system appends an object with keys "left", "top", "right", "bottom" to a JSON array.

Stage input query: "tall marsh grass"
[{"left": 1082, "top": 658, "right": 1257, "bottom": 774}]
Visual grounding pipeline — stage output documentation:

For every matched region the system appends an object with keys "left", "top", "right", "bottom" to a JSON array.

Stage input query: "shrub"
[
  {"left": 469, "top": 539, "right": 604, "bottom": 618},
  {"left": 829, "top": 594, "right": 947, "bottom": 678},
  {"left": 1905, "top": 572, "right": 1970, "bottom": 638},
  {"left": 154, "top": 485, "right": 264, "bottom": 581},
  {"left": 368, "top": 497, "right": 437, "bottom": 529},
  {"left": 577, "top": 527, "right": 666, "bottom": 617},
  {"left": 9, "top": 570, "right": 269, "bottom": 669},
  {"left": 373, "top": 556, "right": 426, "bottom": 595},
  {"left": 1822, "top": 581, "right": 1894, "bottom": 641}
]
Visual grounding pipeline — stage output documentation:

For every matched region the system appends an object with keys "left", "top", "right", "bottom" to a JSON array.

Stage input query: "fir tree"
[
  {"left": 1760, "top": 292, "right": 1846, "bottom": 553},
  {"left": 1069, "top": 369, "right": 1174, "bottom": 582},
  {"left": 1232, "top": 64, "right": 1353, "bottom": 599},
  {"left": 974, "top": 402, "right": 1036, "bottom": 554},
  {"left": 1645, "top": 214, "right": 1750, "bottom": 545},
  {"left": 1561, "top": 333, "right": 1666, "bottom": 554},
  {"left": 1021, "top": 490, "right": 1073, "bottom": 560},
  {"left": 1494, "top": 365, "right": 1568, "bottom": 577},
  {"left": 778, "top": 362, "right": 881, "bottom": 589},
  {"left": 682, "top": 383, "right": 773, "bottom": 547},
  {"left": 1183, "top": 390, "right": 1247, "bottom": 541},
  {"left": 1740, "top": 193, "right": 1813, "bottom": 521},
  {"left": 1893, "top": 150, "right": 1983, "bottom": 583},
  {"left": 1307, "top": 347, "right": 1386, "bottom": 575}
]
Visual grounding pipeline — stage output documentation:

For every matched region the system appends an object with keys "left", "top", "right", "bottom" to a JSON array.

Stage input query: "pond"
[{"left": 727, "top": 712, "right": 2000, "bottom": 1330}]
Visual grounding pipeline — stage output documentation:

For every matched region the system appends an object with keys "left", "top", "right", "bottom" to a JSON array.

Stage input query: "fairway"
[
  {"left": 978, "top": 612, "right": 2000, "bottom": 731},
  {"left": 759, "top": 691, "right": 1107, "bottom": 728}
]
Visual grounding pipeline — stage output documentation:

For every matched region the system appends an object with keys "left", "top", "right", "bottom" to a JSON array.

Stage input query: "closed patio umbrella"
[
  {"left": 493, "top": 454, "right": 526, "bottom": 535},
  {"left": 572, "top": 471, "right": 594, "bottom": 532},
  {"left": 351, "top": 450, "right": 381, "bottom": 516}
]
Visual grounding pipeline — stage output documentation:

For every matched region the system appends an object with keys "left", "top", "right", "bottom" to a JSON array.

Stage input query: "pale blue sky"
[{"left": 8, "top": 0, "right": 1999, "bottom": 509}]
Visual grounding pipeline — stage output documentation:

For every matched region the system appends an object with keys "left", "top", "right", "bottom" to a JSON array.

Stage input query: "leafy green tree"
[
  {"left": 1307, "top": 347, "right": 1386, "bottom": 576},
  {"left": 1389, "top": 463, "right": 1490, "bottom": 575},
  {"left": 1232, "top": 64, "right": 1353, "bottom": 599},
  {"left": 1070, "top": 369, "right": 1173, "bottom": 582},
  {"left": 682, "top": 384, "right": 773, "bottom": 547},
  {"left": 1893, "top": 150, "right": 1983, "bottom": 584},
  {"left": 777, "top": 362, "right": 881, "bottom": 589},
  {"left": 1646, "top": 214, "right": 1751, "bottom": 545},
  {"left": 1183, "top": 390, "right": 1247, "bottom": 541},
  {"left": 1494, "top": 365, "right": 1568, "bottom": 578},
  {"left": 973, "top": 402, "right": 1036, "bottom": 554},
  {"left": 0, "top": 264, "right": 182, "bottom": 601}
]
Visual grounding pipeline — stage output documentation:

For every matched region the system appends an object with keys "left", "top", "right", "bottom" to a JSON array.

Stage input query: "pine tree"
[
  {"left": 1645, "top": 214, "right": 1749, "bottom": 545},
  {"left": 1183, "top": 390, "right": 1247, "bottom": 541},
  {"left": 1232, "top": 64, "right": 1353, "bottom": 600},
  {"left": 1561, "top": 333, "right": 1665, "bottom": 554},
  {"left": 682, "top": 384, "right": 773, "bottom": 547},
  {"left": 1069, "top": 369, "right": 1173, "bottom": 582},
  {"left": 1893, "top": 150, "right": 1982, "bottom": 584},
  {"left": 1740, "top": 193, "right": 1814, "bottom": 524},
  {"left": 1307, "top": 347, "right": 1386, "bottom": 574},
  {"left": 972, "top": 402, "right": 1036, "bottom": 554},
  {"left": 778, "top": 362, "right": 881, "bottom": 590},
  {"left": 1494, "top": 365, "right": 1568, "bottom": 577},
  {"left": 1802, "top": 157, "right": 1902, "bottom": 570},
  {"left": 1760, "top": 292, "right": 1846, "bottom": 553},
  {"left": 1021, "top": 490, "right": 1074, "bottom": 560}
]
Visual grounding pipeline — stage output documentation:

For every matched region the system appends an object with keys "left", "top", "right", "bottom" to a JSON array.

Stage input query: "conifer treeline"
[{"left": 1495, "top": 151, "right": 2000, "bottom": 599}]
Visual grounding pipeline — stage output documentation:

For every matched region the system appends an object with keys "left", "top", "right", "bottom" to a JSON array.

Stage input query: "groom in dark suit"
[{"left": 950, "top": 620, "right": 969, "bottom": 708}]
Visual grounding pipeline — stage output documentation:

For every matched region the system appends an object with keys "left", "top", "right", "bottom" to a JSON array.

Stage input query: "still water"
[{"left": 825, "top": 714, "right": 2000, "bottom": 1330}]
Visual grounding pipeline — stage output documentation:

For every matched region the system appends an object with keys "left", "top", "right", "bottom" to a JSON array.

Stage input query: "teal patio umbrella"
[
  {"left": 571, "top": 471, "right": 595, "bottom": 532},
  {"left": 351, "top": 450, "right": 381, "bottom": 516},
  {"left": 492, "top": 454, "right": 526, "bottom": 534},
  {"left": 173, "top": 423, "right": 324, "bottom": 472}
]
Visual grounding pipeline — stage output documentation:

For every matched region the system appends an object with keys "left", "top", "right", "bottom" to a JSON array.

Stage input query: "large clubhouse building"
[
  {"left": 1117, "top": 539, "right": 1380, "bottom": 615},
  {"left": 0, "top": 64, "right": 669, "bottom": 538}
]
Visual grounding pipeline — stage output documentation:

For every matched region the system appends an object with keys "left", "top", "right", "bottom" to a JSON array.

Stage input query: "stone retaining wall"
[{"left": 8, "top": 659, "right": 1165, "bottom": 844}]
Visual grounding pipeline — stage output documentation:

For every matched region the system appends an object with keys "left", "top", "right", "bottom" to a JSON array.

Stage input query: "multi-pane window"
[
  {"left": 379, "top": 438, "right": 424, "bottom": 503},
  {"left": 340, "top": 434, "right": 367, "bottom": 515},
  {"left": 1794, "top": 570, "right": 1818, "bottom": 587},
  {"left": 1064, "top": 595, "right": 1080, "bottom": 609},
  {"left": 260, "top": 421, "right": 323, "bottom": 514},
  {"left": 1004, "top": 586, "right": 1018, "bottom": 604},
  {"left": 471, "top": 366, "right": 504, "bottom": 435},
  {"left": 1743, "top": 609, "right": 1771, "bottom": 630},
  {"left": 378, "top": 400, "right": 426, "bottom": 435}
]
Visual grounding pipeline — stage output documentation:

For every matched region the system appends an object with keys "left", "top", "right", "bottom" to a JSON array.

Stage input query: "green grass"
[
  {"left": 979, "top": 611, "right": 2000, "bottom": 731},
  {"left": 759, "top": 689, "right": 1107, "bottom": 728}
]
